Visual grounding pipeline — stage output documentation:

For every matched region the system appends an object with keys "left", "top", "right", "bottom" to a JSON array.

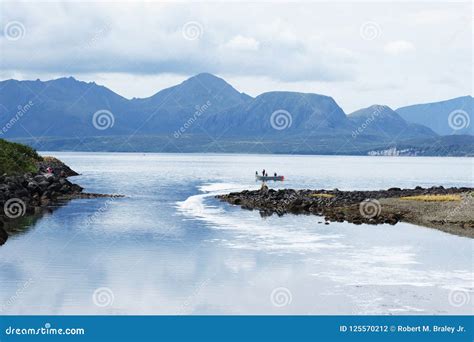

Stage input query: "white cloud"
[
  {"left": 0, "top": 1, "right": 471, "bottom": 112},
  {"left": 413, "top": 9, "right": 459, "bottom": 25},
  {"left": 224, "top": 35, "right": 260, "bottom": 51},
  {"left": 383, "top": 40, "right": 415, "bottom": 55}
]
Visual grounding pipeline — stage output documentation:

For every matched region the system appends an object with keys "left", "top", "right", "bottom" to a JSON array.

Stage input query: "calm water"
[{"left": 0, "top": 153, "right": 473, "bottom": 315}]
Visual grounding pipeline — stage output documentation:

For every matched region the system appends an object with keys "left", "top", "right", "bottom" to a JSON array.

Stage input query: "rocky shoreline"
[
  {"left": 36, "top": 156, "right": 79, "bottom": 177},
  {"left": 216, "top": 186, "right": 474, "bottom": 238},
  {"left": 0, "top": 157, "right": 121, "bottom": 245}
]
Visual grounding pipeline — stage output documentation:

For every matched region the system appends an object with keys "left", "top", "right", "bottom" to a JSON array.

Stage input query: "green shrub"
[{"left": 0, "top": 139, "right": 42, "bottom": 174}]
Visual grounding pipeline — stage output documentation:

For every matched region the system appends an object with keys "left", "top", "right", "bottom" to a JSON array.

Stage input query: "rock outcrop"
[
  {"left": 0, "top": 157, "right": 123, "bottom": 245},
  {"left": 36, "top": 156, "right": 79, "bottom": 177},
  {"left": 0, "top": 172, "right": 84, "bottom": 223},
  {"left": 216, "top": 186, "right": 473, "bottom": 228}
]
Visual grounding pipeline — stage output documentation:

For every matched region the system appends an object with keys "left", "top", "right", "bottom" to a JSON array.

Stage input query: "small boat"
[{"left": 256, "top": 175, "right": 284, "bottom": 181}]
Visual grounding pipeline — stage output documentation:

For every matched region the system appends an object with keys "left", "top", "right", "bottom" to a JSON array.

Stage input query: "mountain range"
[
  {"left": 396, "top": 96, "right": 473, "bottom": 136},
  {"left": 0, "top": 73, "right": 472, "bottom": 156}
]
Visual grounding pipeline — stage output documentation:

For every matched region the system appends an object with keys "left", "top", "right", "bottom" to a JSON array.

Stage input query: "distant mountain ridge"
[
  {"left": 396, "top": 96, "right": 473, "bottom": 135},
  {"left": 0, "top": 73, "right": 471, "bottom": 155},
  {"left": 0, "top": 77, "right": 130, "bottom": 137},
  {"left": 348, "top": 105, "right": 436, "bottom": 140},
  {"left": 134, "top": 73, "right": 252, "bottom": 109},
  {"left": 204, "top": 91, "right": 350, "bottom": 136}
]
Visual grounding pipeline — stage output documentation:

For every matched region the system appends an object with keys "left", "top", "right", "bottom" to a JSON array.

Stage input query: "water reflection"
[
  {"left": 1, "top": 206, "right": 59, "bottom": 246},
  {"left": 0, "top": 153, "right": 472, "bottom": 315}
]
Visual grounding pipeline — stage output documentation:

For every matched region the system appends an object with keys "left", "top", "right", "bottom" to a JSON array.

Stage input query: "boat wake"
[
  {"left": 176, "top": 182, "right": 251, "bottom": 218},
  {"left": 176, "top": 182, "right": 345, "bottom": 254},
  {"left": 175, "top": 182, "right": 474, "bottom": 314}
]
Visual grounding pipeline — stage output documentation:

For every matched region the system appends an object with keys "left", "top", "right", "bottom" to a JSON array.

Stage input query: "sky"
[{"left": 0, "top": 1, "right": 472, "bottom": 112}]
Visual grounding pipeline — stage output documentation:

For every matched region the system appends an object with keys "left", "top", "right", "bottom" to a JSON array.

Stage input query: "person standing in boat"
[{"left": 262, "top": 169, "right": 266, "bottom": 177}]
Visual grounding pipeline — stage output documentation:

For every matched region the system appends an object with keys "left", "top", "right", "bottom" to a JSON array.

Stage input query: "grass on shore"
[
  {"left": 400, "top": 194, "right": 462, "bottom": 202},
  {"left": 310, "top": 193, "right": 336, "bottom": 198},
  {"left": 0, "top": 139, "right": 42, "bottom": 175}
]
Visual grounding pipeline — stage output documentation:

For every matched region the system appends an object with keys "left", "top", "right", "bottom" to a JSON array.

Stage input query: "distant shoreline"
[
  {"left": 6, "top": 133, "right": 474, "bottom": 157},
  {"left": 28, "top": 149, "right": 474, "bottom": 159}
]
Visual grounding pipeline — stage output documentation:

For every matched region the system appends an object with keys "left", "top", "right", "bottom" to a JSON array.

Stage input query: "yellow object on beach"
[
  {"left": 399, "top": 194, "right": 462, "bottom": 202},
  {"left": 310, "top": 193, "right": 336, "bottom": 198}
]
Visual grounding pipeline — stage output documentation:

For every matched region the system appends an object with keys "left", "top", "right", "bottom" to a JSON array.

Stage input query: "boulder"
[
  {"left": 0, "top": 225, "right": 8, "bottom": 245},
  {"left": 38, "top": 180, "right": 50, "bottom": 190},
  {"left": 27, "top": 181, "right": 39, "bottom": 190},
  {"left": 34, "top": 175, "right": 46, "bottom": 183}
]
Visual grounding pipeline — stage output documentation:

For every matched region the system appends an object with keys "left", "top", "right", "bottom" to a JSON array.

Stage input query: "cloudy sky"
[{"left": 0, "top": 1, "right": 471, "bottom": 112}]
